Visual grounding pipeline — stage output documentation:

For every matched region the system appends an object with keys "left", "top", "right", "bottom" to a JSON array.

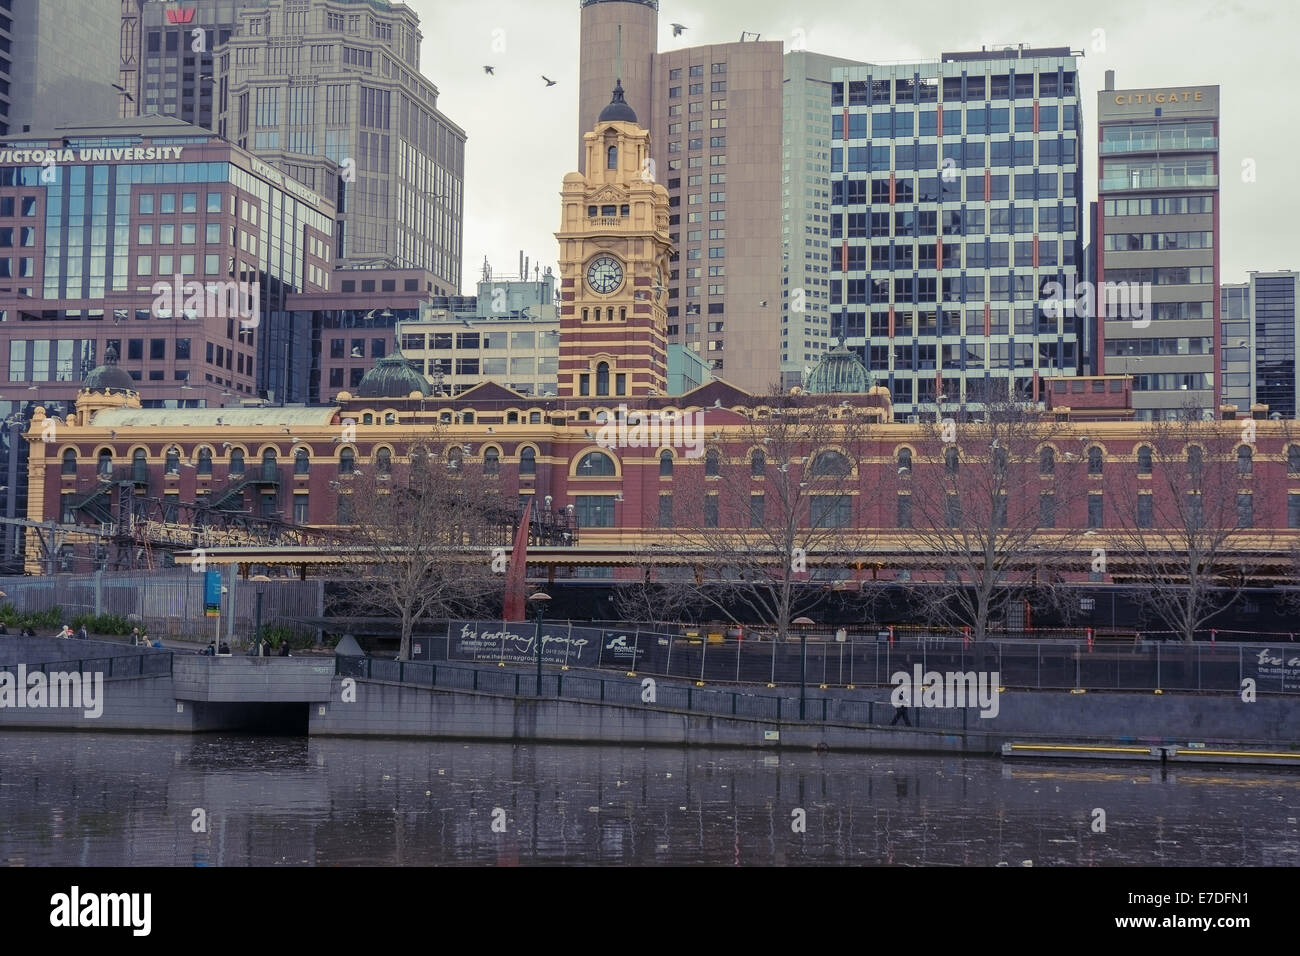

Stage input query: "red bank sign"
[{"left": 165, "top": 8, "right": 196, "bottom": 24}]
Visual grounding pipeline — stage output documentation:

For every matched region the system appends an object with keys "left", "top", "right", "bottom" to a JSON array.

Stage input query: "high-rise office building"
[
  {"left": 830, "top": 47, "right": 1085, "bottom": 417},
  {"left": 136, "top": 0, "right": 254, "bottom": 129},
  {"left": 1096, "top": 75, "right": 1219, "bottom": 421},
  {"left": 118, "top": 0, "right": 146, "bottom": 118},
  {"left": 651, "top": 40, "right": 784, "bottom": 392},
  {"left": 577, "top": 3, "right": 785, "bottom": 394},
  {"left": 1221, "top": 271, "right": 1300, "bottom": 418},
  {"left": 782, "top": 50, "right": 864, "bottom": 388},
  {"left": 6, "top": 0, "right": 120, "bottom": 135},
  {"left": 1221, "top": 280, "right": 1251, "bottom": 411},
  {"left": 219, "top": 0, "right": 465, "bottom": 287}
]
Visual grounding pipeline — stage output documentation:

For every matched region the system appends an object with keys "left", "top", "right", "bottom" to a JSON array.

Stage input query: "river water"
[{"left": 0, "top": 732, "right": 1296, "bottom": 866}]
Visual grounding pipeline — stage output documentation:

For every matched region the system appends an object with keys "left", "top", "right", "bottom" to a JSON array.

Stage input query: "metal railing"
[
  {"left": 0, "top": 650, "right": 173, "bottom": 680},
  {"left": 403, "top": 620, "right": 1300, "bottom": 695},
  {"left": 336, "top": 655, "right": 970, "bottom": 729}
]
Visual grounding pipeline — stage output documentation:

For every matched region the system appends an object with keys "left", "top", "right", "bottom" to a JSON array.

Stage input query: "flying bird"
[
  {"left": 542, "top": 75, "right": 557, "bottom": 87},
  {"left": 483, "top": 65, "right": 495, "bottom": 75},
  {"left": 671, "top": 23, "right": 687, "bottom": 36}
]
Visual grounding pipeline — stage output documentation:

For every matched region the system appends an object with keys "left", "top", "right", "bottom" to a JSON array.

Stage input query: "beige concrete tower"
[
  {"left": 578, "top": 0, "right": 658, "bottom": 173},
  {"left": 557, "top": 84, "right": 674, "bottom": 398}
]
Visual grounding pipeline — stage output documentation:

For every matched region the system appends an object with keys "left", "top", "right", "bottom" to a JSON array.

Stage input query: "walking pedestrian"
[
  {"left": 76, "top": 625, "right": 88, "bottom": 640},
  {"left": 889, "top": 702, "right": 911, "bottom": 727},
  {"left": 56, "top": 624, "right": 73, "bottom": 639}
]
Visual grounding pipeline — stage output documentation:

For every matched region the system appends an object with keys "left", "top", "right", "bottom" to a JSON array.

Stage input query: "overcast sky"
[{"left": 408, "top": 0, "right": 1295, "bottom": 293}]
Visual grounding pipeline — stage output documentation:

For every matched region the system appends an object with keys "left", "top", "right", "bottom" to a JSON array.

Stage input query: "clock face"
[{"left": 586, "top": 256, "right": 623, "bottom": 295}]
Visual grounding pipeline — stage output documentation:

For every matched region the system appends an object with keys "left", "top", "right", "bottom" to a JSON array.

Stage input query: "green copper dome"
[
  {"left": 804, "top": 341, "right": 872, "bottom": 394},
  {"left": 355, "top": 352, "right": 432, "bottom": 399},
  {"left": 81, "top": 346, "right": 136, "bottom": 394}
]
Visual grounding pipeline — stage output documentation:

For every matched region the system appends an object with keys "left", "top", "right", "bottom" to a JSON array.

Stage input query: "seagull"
[
  {"left": 713, "top": 398, "right": 722, "bottom": 408},
  {"left": 671, "top": 23, "right": 687, "bottom": 36},
  {"left": 109, "top": 430, "right": 117, "bottom": 439},
  {"left": 898, "top": 467, "right": 910, "bottom": 475},
  {"left": 542, "top": 76, "right": 557, "bottom": 87},
  {"left": 351, "top": 347, "right": 363, "bottom": 358},
  {"left": 615, "top": 493, "right": 624, "bottom": 502},
  {"left": 759, "top": 300, "right": 768, "bottom": 308},
  {"left": 483, "top": 65, "right": 495, "bottom": 75},
  {"left": 990, "top": 438, "right": 1001, "bottom": 449},
  {"left": 281, "top": 426, "right": 292, "bottom": 434},
  {"left": 222, "top": 442, "right": 233, "bottom": 450},
  {"left": 585, "top": 429, "right": 595, "bottom": 440}
]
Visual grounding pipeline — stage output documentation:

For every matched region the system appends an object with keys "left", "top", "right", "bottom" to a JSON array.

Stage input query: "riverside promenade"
[{"left": 1, "top": 636, "right": 1297, "bottom": 763}]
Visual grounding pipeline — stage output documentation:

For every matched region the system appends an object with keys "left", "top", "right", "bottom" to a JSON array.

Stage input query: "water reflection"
[{"left": 0, "top": 733, "right": 1295, "bottom": 866}]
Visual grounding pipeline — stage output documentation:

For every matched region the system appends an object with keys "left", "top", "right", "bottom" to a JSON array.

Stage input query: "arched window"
[
  {"left": 339, "top": 448, "right": 355, "bottom": 474},
  {"left": 812, "top": 451, "right": 850, "bottom": 477},
  {"left": 376, "top": 448, "right": 392, "bottom": 475},
  {"left": 577, "top": 451, "right": 616, "bottom": 476},
  {"left": 484, "top": 448, "right": 500, "bottom": 475},
  {"left": 1289, "top": 445, "right": 1300, "bottom": 475},
  {"left": 529, "top": 411, "right": 542, "bottom": 424},
  {"left": 165, "top": 447, "right": 180, "bottom": 475},
  {"left": 506, "top": 411, "right": 519, "bottom": 424},
  {"left": 61, "top": 449, "right": 77, "bottom": 475},
  {"left": 362, "top": 413, "right": 373, "bottom": 425},
  {"left": 705, "top": 449, "right": 721, "bottom": 477},
  {"left": 384, "top": 412, "right": 396, "bottom": 425},
  {"left": 519, "top": 447, "right": 536, "bottom": 476},
  {"left": 944, "top": 447, "right": 959, "bottom": 476},
  {"left": 607, "top": 145, "right": 618, "bottom": 170},
  {"left": 1137, "top": 445, "right": 1153, "bottom": 475},
  {"left": 132, "top": 449, "right": 148, "bottom": 483},
  {"left": 261, "top": 448, "right": 278, "bottom": 481},
  {"left": 1237, "top": 445, "right": 1253, "bottom": 474},
  {"left": 1188, "top": 446, "right": 1203, "bottom": 477},
  {"left": 596, "top": 362, "right": 610, "bottom": 396},
  {"left": 660, "top": 450, "right": 674, "bottom": 477},
  {"left": 295, "top": 447, "right": 310, "bottom": 475},
  {"left": 229, "top": 448, "right": 245, "bottom": 475},
  {"left": 1087, "top": 447, "right": 1103, "bottom": 475},
  {"left": 1039, "top": 447, "right": 1054, "bottom": 476},
  {"left": 898, "top": 448, "right": 913, "bottom": 476},
  {"left": 751, "top": 450, "right": 765, "bottom": 477},
  {"left": 97, "top": 449, "right": 113, "bottom": 477},
  {"left": 197, "top": 448, "right": 213, "bottom": 476}
]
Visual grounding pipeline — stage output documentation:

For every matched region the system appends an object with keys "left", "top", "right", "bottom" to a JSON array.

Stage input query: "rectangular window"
[
  {"left": 897, "top": 494, "right": 912, "bottom": 528},
  {"left": 575, "top": 495, "right": 615, "bottom": 528},
  {"left": 811, "top": 495, "right": 851, "bottom": 528},
  {"left": 1088, "top": 494, "right": 1103, "bottom": 528},
  {"left": 704, "top": 496, "right": 719, "bottom": 528}
]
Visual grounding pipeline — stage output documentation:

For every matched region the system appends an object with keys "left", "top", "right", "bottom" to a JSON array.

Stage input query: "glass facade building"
[{"left": 830, "top": 48, "right": 1084, "bottom": 416}]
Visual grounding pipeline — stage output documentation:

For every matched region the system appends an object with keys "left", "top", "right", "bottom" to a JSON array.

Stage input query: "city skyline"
[{"left": 407, "top": 0, "right": 1293, "bottom": 294}]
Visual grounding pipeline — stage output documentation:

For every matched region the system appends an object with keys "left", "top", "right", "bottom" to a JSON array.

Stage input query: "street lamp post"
[
  {"left": 529, "top": 591, "right": 552, "bottom": 697},
  {"left": 793, "top": 617, "right": 815, "bottom": 720}
]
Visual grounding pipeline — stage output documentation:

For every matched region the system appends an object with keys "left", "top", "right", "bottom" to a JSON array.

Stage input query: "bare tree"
[
  {"left": 652, "top": 392, "right": 883, "bottom": 643},
  {"left": 332, "top": 434, "right": 507, "bottom": 659},
  {"left": 1105, "top": 407, "right": 1260, "bottom": 643},
  {"left": 897, "top": 394, "right": 1090, "bottom": 641}
]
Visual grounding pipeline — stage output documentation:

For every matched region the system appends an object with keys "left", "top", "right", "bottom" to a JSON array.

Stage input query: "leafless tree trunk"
[
  {"left": 332, "top": 433, "right": 505, "bottom": 659},
  {"left": 898, "top": 395, "right": 1090, "bottom": 641}
]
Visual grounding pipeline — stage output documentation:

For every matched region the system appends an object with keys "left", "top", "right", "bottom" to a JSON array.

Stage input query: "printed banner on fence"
[
  {"left": 1243, "top": 646, "right": 1300, "bottom": 692},
  {"left": 451, "top": 622, "right": 601, "bottom": 667}
]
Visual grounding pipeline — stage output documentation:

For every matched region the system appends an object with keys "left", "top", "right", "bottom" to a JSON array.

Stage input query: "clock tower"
[{"left": 556, "top": 81, "right": 673, "bottom": 398}]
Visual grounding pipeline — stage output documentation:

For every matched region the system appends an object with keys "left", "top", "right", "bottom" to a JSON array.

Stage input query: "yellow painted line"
[
  {"left": 1008, "top": 744, "right": 1152, "bottom": 754},
  {"left": 1187, "top": 750, "right": 1300, "bottom": 760}
]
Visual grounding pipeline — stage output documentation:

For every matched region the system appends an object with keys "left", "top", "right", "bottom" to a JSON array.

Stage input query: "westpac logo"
[
  {"left": 165, "top": 8, "right": 196, "bottom": 24},
  {"left": 152, "top": 275, "right": 261, "bottom": 329},
  {"left": 595, "top": 404, "right": 705, "bottom": 458}
]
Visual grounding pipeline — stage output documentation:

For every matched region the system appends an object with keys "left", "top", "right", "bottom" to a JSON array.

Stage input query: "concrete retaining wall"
[
  {"left": 172, "top": 657, "right": 336, "bottom": 702},
  {"left": 311, "top": 678, "right": 1300, "bottom": 753}
]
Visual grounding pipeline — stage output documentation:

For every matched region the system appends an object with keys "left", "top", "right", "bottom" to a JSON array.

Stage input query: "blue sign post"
[{"left": 204, "top": 570, "right": 222, "bottom": 618}]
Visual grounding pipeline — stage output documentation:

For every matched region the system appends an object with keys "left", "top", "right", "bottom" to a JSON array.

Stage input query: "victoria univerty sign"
[{"left": 0, "top": 147, "right": 187, "bottom": 165}]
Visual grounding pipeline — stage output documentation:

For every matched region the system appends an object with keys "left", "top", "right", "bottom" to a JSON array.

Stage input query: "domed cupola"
[
  {"left": 355, "top": 352, "right": 433, "bottom": 399},
  {"left": 804, "top": 340, "right": 872, "bottom": 394}
]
